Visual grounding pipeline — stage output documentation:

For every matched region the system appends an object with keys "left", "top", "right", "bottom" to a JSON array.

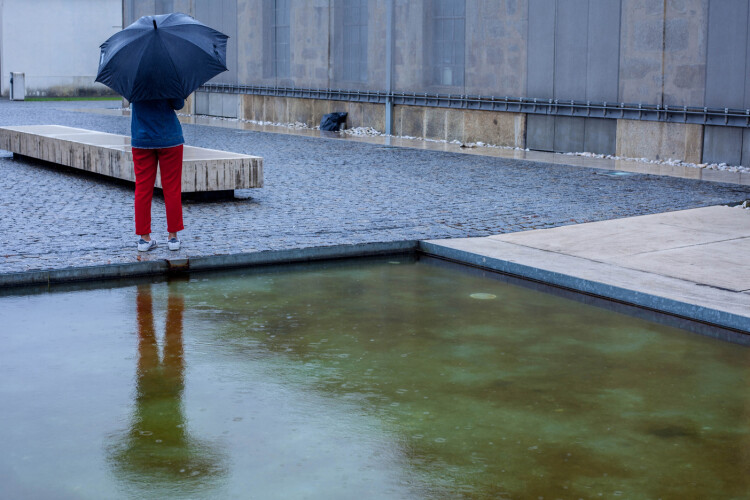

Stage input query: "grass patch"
[{"left": 25, "top": 96, "right": 122, "bottom": 102}]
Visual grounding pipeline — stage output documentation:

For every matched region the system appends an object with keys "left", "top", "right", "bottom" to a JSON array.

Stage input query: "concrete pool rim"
[{"left": 0, "top": 239, "right": 747, "bottom": 339}]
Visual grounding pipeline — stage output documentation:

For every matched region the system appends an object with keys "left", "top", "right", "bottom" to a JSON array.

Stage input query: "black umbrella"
[{"left": 95, "top": 13, "right": 228, "bottom": 102}]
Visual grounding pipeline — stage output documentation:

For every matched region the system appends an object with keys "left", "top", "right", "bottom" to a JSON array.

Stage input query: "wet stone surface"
[{"left": 1, "top": 100, "right": 749, "bottom": 273}]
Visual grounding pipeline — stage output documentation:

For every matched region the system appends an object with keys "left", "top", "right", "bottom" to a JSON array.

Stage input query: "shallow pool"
[{"left": 1, "top": 257, "right": 748, "bottom": 499}]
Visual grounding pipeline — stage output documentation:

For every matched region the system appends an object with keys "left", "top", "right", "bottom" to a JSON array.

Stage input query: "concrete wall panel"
[
  {"left": 618, "top": 0, "right": 664, "bottom": 104},
  {"left": 464, "top": 110, "right": 525, "bottom": 147},
  {"left": 289, "top": 0, "right": 331, "bottom": 87},
  {"left": 331, "top": 0, "right": 387, "bottom": 91},
  {"left": 526, "top": 0, "right": 556, "bottom": 99},
  {"left": 616, "top": 120, "right": 703, "bottom": 163},
  {"left": 465, "top": 0, "right": 528, "bottom": 97},
  {"left": 663, "top": 0, "right": 707, "bottom": 106},
  {"left": 237, "top": 0, "right": 265, "bottom": 86},
  {"left": 425, "top": 107, "right": 446, "bottom": 139},
  {"left": 393, "top": 0, "right": 428, "bottom": 93}
]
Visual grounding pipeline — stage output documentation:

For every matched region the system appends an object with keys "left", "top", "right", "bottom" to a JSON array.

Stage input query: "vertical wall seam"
[
  {"left": 328, "top": 0, "right": 332, "bottom": 89},
  {"left": 583, "top": 0, "right": 591, "bottom": 151},
  {"left": 660, "top": 0, "right": 666, "bottom": 106},
  {"left": 703, "top": 0, "right": 710, "bottom": 109},
  {"left": 552, "top": 0, "right": 557, "bottom": 100},
  {"left": 525, "top": 0, "right": 529, "bottom": 98},
  {"left": 552, "top": 0, "right": 558, "bottom": 149},
  {"left": 745, "top": 2, "right": 750, "bottom": 108},
  {"left": 584, "top": 0, "right": 590, "bottom": 101},
  {"left": 743, "top": 2, "right": 750, "bottom": 165},
  {"left": 616, "top": 0, "right": 622, "bottom": 103}
]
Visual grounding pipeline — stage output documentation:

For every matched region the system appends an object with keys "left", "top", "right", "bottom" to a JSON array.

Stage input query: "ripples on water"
[{"left": 0, "top": 256, "right": 748, "bottom": 499}]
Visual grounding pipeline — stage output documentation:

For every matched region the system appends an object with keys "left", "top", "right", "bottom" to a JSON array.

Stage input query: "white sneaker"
[
  {"left": 137, "top": 238, "right": 157, "bottom": 252},
  {"left": 167, "top": 237, "right": 181, "bottom": 251}
]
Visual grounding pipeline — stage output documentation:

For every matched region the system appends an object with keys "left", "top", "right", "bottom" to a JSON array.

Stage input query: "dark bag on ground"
[{"left": 320, "top": 112, "right": 348, "bottom": 131}]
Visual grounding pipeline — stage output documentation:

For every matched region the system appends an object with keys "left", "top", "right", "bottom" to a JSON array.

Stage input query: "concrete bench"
[{"left": 0, "top": 125, "right": 263, "bottom": 196}]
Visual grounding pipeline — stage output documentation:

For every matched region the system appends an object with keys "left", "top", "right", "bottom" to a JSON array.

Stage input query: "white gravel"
[{"left": 178, "top": 113, "right": 750, "bottom": 174}]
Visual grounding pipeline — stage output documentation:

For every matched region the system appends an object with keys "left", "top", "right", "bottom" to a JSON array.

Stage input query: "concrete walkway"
[{"left": 422, "top": 205, "right": 750, "bottom": 333}]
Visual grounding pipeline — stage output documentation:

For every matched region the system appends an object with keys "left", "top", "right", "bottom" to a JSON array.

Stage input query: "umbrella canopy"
[{"left": 95, "top": 13, "right": 228, "bottom": 102}]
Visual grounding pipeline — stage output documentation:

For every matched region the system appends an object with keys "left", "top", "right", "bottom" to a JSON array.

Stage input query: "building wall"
[
  {"left": 124, "top": 0, "right": 750, "bottom": 166},
  {"left": 1, "top": 0, "right": 121, "bottom": 97}
]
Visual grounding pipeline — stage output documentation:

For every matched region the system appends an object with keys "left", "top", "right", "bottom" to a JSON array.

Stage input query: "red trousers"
[{"left": 133, "top": 145, "right": 184, "bottom": 235}]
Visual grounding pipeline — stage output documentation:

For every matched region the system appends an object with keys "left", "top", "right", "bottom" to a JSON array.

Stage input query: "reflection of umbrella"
[{"left": 95, "top": 13, "right": 228, "bottom": 102}]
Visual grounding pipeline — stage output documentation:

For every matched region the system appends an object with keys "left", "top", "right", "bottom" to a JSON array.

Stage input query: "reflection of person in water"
[{"left": 107, "top": 284, "right": 225, "bottom": 493}]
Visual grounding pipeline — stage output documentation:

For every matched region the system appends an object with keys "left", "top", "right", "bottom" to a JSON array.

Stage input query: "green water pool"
[{"left": 1, "top": 256, "right": 748, "bottom": 499}]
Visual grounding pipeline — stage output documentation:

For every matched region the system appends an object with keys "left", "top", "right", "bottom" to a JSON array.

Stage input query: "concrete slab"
[
  {"left": 0, "top": 125, "right": 263, "bottom": 193},
  {"left": 423, "top": 206, "right": 750, "bottom": 333},
  {"left": 617, "top": 237, "right": 750, "bottom": 292},
  {"left": 490, "top": 206, "right": 750, "bottom": 259}
]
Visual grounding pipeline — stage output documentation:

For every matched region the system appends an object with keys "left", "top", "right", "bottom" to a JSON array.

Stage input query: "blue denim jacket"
[{"left": 130, "top": 98, "right": 184, "bottom": 149}]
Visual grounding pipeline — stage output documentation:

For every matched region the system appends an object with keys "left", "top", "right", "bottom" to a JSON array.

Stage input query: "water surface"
[{"left": 1, "top": 257, "right": 748, "bottom": 499}]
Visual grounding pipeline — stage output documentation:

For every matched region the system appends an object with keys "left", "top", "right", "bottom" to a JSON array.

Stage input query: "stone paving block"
[{"left": 0, "top": 100, "right": 748, "bottom": 275}]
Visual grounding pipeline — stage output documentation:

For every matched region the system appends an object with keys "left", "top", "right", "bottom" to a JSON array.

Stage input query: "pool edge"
[
  {"left": 419, "top": 240, "right": 750, "bottom": 335},
  {"left": 0, "top": 240, "right": 419, "bottom": 288},
  {"left": 2, "top": 238, "right": 747, "bottom": 336}
]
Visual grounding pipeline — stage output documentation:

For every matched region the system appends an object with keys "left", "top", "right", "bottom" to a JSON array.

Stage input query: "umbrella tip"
[{"left": 153, "top": 19, "right": 157, "bottom": 29}]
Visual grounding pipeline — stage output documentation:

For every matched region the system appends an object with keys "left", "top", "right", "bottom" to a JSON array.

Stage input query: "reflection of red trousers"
[{"left": 133, "top": 145, "right": 184, "bottom": 235}]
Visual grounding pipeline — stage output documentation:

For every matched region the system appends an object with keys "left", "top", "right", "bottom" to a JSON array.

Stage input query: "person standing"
[{"left": 131, "top": 98, "right": 185, "bottom": 252}]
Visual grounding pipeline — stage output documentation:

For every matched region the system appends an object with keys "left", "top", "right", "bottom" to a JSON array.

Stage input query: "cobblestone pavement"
[{"left": 1, "top": 99, "right": 749, "bottom": 273}]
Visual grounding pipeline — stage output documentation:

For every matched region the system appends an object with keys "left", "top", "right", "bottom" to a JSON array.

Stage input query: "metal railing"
[{"left": 199, "top": 83, "right": 750, "bottom": 128}]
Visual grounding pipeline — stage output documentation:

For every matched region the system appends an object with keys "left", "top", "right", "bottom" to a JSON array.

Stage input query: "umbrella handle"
[{"left": 153, "top": 20, "right": 157, "bottom": 29}]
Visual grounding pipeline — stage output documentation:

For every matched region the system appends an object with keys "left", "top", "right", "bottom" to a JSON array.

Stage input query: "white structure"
[{"left": 0, "top": 0, "right": 121, "bottom": 97}]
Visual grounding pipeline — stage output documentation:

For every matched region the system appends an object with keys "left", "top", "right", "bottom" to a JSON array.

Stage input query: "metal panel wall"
[
  {"left": 194, "top": 0, "right": 238, "bottom": 85},
  {"left": 526, "top": 114, "right": 555, "bottom": 151},
  {"left": 527, "top": 0, "right": 620, "bottom": 153},
  {"left": 702, "top": 126, "right": 744, "bottom": 166},
  {"left": 525, "top": 115, "right": 615, "bottom": 155},
  {"left": 705, "top": 0, "right": 748, "bottom": 109},
  {"left": 154, "top": 0, "right": 173, "bottom": 14},
  {"left": 703, "top": 0, "right": 749, "bottom": 165},
  {"left": 586, "top": 0, "right": 620, "bottom": 102},
  {"left": 746, "top": 3, "right": 750, "bottom": 109},
  {"left": 195, "top": 91, "right": 209, "bottom": 115},
  {"left": 553, "top": 116, "right": 585, "bottom": 153},
  {"left": 554, "top": 0, "right": 588, "bottom": 100},
  {"left": 526, "top": 0, "right": 555, "bottom": 99},
  {"left": 743, "top": 129, "right": 750, "bottom": 167},
  {"left": 583, "top": 118, "right": 616, "bottom": 155}
]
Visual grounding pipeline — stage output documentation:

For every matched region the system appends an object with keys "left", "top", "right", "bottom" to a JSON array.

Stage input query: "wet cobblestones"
[{"left": 1, "top": 100, "right": 749, "bottom": 273}]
